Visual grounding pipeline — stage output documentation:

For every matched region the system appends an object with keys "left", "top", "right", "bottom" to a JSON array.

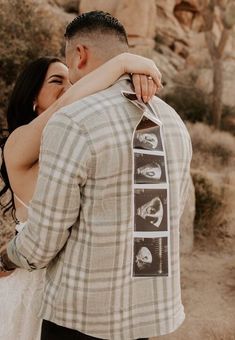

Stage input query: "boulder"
[
  {"left": 79, "top": 0, "right": 118, "bottom": 15},
  {"left": 78, "top": 0, "right": 235, "bottom": 109},
  {"left": 34, "top": 0, "right": 75, "bottom": 54},
  {"left": 79, "top": 0, "right": 157, "bottom": 48}
]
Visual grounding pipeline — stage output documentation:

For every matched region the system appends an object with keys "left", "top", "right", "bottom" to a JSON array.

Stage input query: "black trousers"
[{"left": 41, "top": 320, "right": 148, "bottom": 340}]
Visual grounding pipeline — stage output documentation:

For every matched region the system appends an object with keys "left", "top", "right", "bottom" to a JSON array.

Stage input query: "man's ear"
[{"left": 76, "top": 44, "right": 88, "bottom": 69}]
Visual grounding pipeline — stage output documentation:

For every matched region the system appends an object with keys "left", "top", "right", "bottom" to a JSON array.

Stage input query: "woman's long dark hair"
[{"left": 0, "top": 56, "right": 63, "bottom": 218}]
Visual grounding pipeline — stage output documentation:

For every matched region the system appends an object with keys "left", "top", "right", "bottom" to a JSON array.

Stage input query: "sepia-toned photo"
[
  {"left": 134, "top": 152, "right": 166, "bottom": 184},
  {"left": 133, "top": 116, "right": 163, "bottom": 151},
  {"left": 0, "top": 1, "right": 234, "bottom": 338},
  {"left": 134, "top": 188, "right": 168, "bottom": 232},
  {"left": 133, "top": 237, "right": 168, "bottom": 277}
]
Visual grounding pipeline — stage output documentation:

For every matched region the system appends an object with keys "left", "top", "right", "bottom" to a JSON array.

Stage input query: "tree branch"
[
  {"left": 205, "top": 31, "right": 219, "bottom": 58},
  {"left": 217, "top": 28, "right": 230, "bottom": 57}
]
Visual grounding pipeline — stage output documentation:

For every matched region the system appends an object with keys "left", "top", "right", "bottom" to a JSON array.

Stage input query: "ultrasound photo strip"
[{"left": 122, "top": 91, "right": 171, "bottom": 278}]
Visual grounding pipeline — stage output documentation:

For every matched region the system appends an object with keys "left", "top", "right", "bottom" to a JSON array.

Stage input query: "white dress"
[{"left": 0, "top": 222, "right": 44, "bottom": 340}]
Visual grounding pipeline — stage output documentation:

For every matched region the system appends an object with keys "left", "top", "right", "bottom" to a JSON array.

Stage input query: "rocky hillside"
[
  {"left": 1, "top": 0, "right": 235, "bottom": 119},
  {"left": 79, "top": 0, "right": 235, "bottom": 112}
]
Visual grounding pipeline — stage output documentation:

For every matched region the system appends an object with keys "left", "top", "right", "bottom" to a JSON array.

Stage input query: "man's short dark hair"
[{"left": 64, "top": 11, "right": 128, "bottom": 45}]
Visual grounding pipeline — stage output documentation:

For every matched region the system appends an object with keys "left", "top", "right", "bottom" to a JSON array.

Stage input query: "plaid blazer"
[{"left": 8, "top": 76, "right": 192, "bottom": 339}]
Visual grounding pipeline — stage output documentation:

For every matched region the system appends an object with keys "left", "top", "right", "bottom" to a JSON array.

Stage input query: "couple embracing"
[{"left": 0, "top": 11, "right": 192, "bottom": 340}]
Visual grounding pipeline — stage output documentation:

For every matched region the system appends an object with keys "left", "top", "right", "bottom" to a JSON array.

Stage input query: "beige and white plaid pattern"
[{"left": 8, "top": 76, "right": 192, "bottom": 339}]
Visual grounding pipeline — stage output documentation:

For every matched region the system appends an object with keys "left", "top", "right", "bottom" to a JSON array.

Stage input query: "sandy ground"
[
  {"left": 152, "top": 248, "right": 235, "bottom": 340},
  {"left": 157, "top": 170, "right": 235, "bottom": 340},
  {"left": 1, "top": 195, "right": 235, "bottom": 340}
]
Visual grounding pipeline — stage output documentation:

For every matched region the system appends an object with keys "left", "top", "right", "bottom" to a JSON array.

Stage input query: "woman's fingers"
[
  {"left": 146, "top": 78, "right": 157, "bottom": 102},
  {"left": 139, "top": 75, "right": 149, "bottom": 102},
  {"left": 145, "top": 77, "right": 154, "bottom": 102},
  {"left": 132, "top": 74, "right": 142, "bottom": 101},
  {"left": 155, "top": 68, "right": 162, "bottom": 88},
  {"left": 149, "top": 67, "right": 163, "bottom": 90},
  {"left": 132, "top": 74, "right": 162, "bottom": 102}
]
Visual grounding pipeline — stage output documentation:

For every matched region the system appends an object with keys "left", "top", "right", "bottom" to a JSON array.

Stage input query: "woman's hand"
[
  {"left": 120, "top": 52, "right": 163, "bottom": 101},
  {"left": 132, "top": 74, "right": 159, "bottom": 103}
]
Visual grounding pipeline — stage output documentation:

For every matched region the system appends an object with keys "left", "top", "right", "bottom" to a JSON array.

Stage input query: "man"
[{"left": 0, "top": 11, "right": 192, "bottom": 339}]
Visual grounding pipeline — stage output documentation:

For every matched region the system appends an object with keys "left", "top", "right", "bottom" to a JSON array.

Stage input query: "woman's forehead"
[{"left": 46, "top": 62, "right": 69, "bottom": 78}]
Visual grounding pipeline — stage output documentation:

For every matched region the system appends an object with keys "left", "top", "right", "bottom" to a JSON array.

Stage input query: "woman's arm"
[{"left": 4, "top": 52, "right": 162, "bottom": 170}]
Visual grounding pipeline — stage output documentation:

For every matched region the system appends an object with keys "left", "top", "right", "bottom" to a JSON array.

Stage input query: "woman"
[{"left": 0, "top": 53, "right": 162, "bottom": 340}]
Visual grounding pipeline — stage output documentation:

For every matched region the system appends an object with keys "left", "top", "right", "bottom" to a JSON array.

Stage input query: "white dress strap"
[{"left": 14, "top": 193, "right": 29, "bottom": 209}]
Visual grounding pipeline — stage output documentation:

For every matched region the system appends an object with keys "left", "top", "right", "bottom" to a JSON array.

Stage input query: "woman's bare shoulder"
[{"left": 4, "top": 125, "right": 28, "bottom": 157}]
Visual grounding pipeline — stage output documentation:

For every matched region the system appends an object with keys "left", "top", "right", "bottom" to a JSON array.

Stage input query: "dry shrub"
[
  {"left": 162, "top": 86, "right": 211, "bottom": 123},
  {"left": 187, "top": 122, "right": 235, "bottom": 171},
  {"left": 162, "top": 85, "right": 235, "bottom": 135},
  {"left": 192, "top": 171, "right": 229, "bottom": 247},
  {"left": 0, "top": 0, "right": 72, "bottom": 127},
  {"left": 221, "top": 105, "right": 235, "bottom": 136},
  {"left": 188, "top": 122, "right": 234, "bottom": 248},
  {"left": 0, "top": 0, "right": 60, "bottom": 81},
  {"left": 49, "top": 0, "right": 78, "bottom": 14}
]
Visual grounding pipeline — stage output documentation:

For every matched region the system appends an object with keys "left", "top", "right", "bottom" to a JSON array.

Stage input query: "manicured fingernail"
[{"left": 143, "top": 96, "right": 148, "bottom": 102}]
